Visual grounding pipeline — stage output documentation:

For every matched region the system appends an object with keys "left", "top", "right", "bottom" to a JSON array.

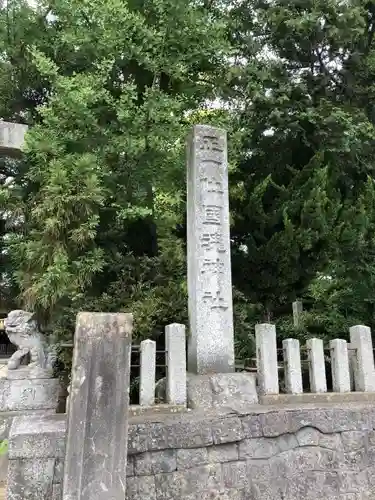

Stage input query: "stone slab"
[
  {"left": 187, "top": 125, "right": 235, "bottom": 374},
  {"left": 187, "top": 372, "right": 258, "bottom": 411},
  {"left": 9, "top": 414, "right": 66, "bottom": 459},
  {"left": 62, "top": 312, "right": 132, "bottom": 500},
  {"left": 0, "top": 378, "right": 60, "bottom": 412},
  {"left": 129, "top": 405, "right": 187, "bottom": 418},
  {"left": 0, "top": 121, "right": 27, "bottom": 156},
  {"left": 6, "top": 457, "right": 55, "bottom": 499},
  {"left": 260, "top": 392, "right": 375, "bottom": 405}
]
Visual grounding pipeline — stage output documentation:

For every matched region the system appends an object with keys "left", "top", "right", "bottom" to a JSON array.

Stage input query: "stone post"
[
  {"left": 347, "top": 343, "right": 357, "bottom": 391},
  {"left": 187, "top": 125, "right": 234, "bottom": 374},
  {"left": 283, "top": 338, "right": 303, "bottom": 394},
  {"left": 256, "top": 324, "right": 279, "bottom": 395},
  {"left": 62, "top": 312, "right": 132, "bottom": 500},
  {"left": 349, "top": 325, "right": 375, "bottom": 392},
  {"left": 330, "top": 339, "right": 350, "bottom": 393},
  {"left": 0, "top": 121, "right": 28, "bottom": 156},
  {"left": 292, "top": 300, "right": 303, "bottom": 328},
  {"left": 306, "top": 338, "right": 327, "bottom": 393},
  {"left": 140, "top": 339, "right": 156, "bottom": 406},
  {"left": 166, "top": 323, "right": 187, "bottom": 406}
]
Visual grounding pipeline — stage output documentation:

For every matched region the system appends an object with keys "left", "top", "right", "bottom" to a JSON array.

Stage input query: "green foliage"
[
  {"left": 0, "top": 440, "right": 8, "bottom": 456},
  {"left": 3, "top": 0, "right": 375, "bottom": 372},
  {"left": 227, "top": 0, "right": 375, "bottom": 325},
  {"left": 1, "top": 0, "right": 231, "bottom": 367}
]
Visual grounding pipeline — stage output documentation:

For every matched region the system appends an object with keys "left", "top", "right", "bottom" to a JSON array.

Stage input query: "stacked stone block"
[{"left": 7, "top": 403, "right": 375, "bottom": 499}]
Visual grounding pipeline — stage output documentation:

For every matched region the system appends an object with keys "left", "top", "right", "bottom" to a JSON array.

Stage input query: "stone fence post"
[
  {"left": 349, "top": 325, "right": 375, "bottom": 392},
  {"left": 256, "top": 323, "right": 279, "bottom": 395}
]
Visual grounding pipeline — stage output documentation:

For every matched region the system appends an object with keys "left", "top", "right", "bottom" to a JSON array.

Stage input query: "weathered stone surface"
[
  {"left": 140, "top": 339, "right": 156, "bottom": 406},
  {"left": 256, "top": 323, "right": 279, "bottom": 395},
  {"left": 7, "top": 457, "right": 55, "bottom": 499},
  {"left": 222, "top": 460, "right": 248, "bottom": 489},
  {"left": 187, "top": 125, "right": 235, "bottom": 375},
  {"left": 330, "top": 339, "right": 351, "bottom": 393},
  {"left": 0, "top": 121, "right": 27, "bottom": 156},
  {"left": 349, "top": 325, "right": 375, "bottom": 392},
  {"left": 166, "top": 324, "right": 187, "bottom": 406},
  {"left": 292, "top": 300, "right": 303, "bottom": 327},
  {"left": 306, "top": 338, "right": 327, "bottom": 393},
  {"left": 9, "top": 414, "right": 66, "bottom": 459},
  {"left": 52, "top": 483, "right": 62, "bottom": 500},
  {"left": 208, "top": 443, "right": 238, "bottom": 463},
  {"left": 127, "top": 456, "right": 135, "bottom": 477},
  {"left": 283, "top": 338, "right": 303, "bottom": 394},
  {"left": 341, "top": 431, "right": 366, "bottom": 451},
  {"left": 0, "top": 377, "right": 60, "bottom": 412},
  {"left": 296, "top": 427, "right": 320, "bottom": 447},
  {"left": 187, "top": 372, "right": 258, "bottom": 410},
  {"left": 241, "top": 414, "right": 263, "bottom": 438},
  {"left": 126, "top": 476, "right": 156, "bottom": 500},
  {"left": 7, "top": 402, "right": 375, "bottom": 500},
  {"left": 176, "top": 447, "right": 208, "bottom": 469},
  {"left": 260, "top": 392, "right": 375, "bottom": 405},
  {"left": 147, "top": 418, "right": 214, "bottom": 451},
  {"left": 239, "top": 437, "right": 280, "bottom": 459},
  {"left": 53, "top": 458, "right": 64, "bottom": 483},
  {"left": 154, "top": 464, "right": 222, "bottom": 499},
  {"left": 62, "top": 312, "right": 133, "bottom": 500},
  {"left": 261, "top": 407, "right": 373, "bottom": 437},
  {"left": 4, "top": 309, "right": 57, "bottom": 378},
  {"left": 135, "top": 450, "right": 177, "bottom": 475},
  {"left": 212, "top": 416, "right": 243, "bottom": 444}
]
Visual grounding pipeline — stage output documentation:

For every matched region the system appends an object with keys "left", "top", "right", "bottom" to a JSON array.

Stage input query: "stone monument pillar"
[
  {"left": 62, "top": 312, "right": 133, "bottom": 500},
  {"left": 187, "top": 125, "right": 234, "bottom": 374},
  {"left": 186, "top": 125, "right": 257, "bottom": 409}
]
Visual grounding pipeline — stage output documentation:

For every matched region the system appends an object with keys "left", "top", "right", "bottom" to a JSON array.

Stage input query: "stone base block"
[
  {"left": 260, "top": 391, "right": 375, "bottom": 405},
  {"left": 187, "top": 372, "right": 258, "bottom": 410},
  {"left": 0, "top": 378, "right": 60, "bottom": 412},
  {"left": 7, "top": 367, "right": 54, "bottom": 380}
]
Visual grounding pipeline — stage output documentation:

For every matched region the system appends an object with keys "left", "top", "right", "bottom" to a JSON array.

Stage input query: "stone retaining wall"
[{"left": 7, "top": 403, "right": 375, "bottom": 499}]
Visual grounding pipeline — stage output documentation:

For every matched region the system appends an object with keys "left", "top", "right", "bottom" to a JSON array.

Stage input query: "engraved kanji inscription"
[
  {"left": 203, "top": 205, "right": 222, "bottom": 225},
  {"left": 199, "top": 135, "right": 224, "bottom": 153},
  {"left": 200, "top": 232, "right": 226, "bottom": 252},
  {"left": 201, "top": 176, "right": 224, "bottom": 194},
  {"left": 201, "top": 257, "right": 225, "bottom": 275},
  {"left": 202, "top": 290, "right": 228, "bottom": 311}
]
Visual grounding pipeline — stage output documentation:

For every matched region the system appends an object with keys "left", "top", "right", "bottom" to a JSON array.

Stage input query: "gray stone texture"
[
  {"left": 187, "top": 125, "right": 235, "bottom": 375},
  {"left": 307, "top": 337, "right": 327, "bottom": 393},
  {"left": 7, "top": 403, "right": 375, "bottom": 500},
  {"left": 292, "top": 300, "right": 303, "bottom": 327},
  {"left": 349, "top": 325, "right": 375, "bottom": 392},
  {"left": 140, "top": 339, "right": 156, "bottom": 406},
  {"left": 0, "top": 121, "right": 27, "bottom": 156},
  {"left": 187, "top": 372, "right": 258, "bottom": 411},
  {"left": 330, "top": 339, "right": 351, "bottom": 393},
  {"left": 0, "top": 377, "right": 60, "bottom": 412},
  {"left": 165, "top": 323, "right": 187, "bottom": 405},
  {"left": 256, "top": 323, "right": 279, "bottom": 395},
  {"left": 283, "top": 338, "right": 303, "bottom": 394},
  {"left": 62, "top": 312, "right": 133, "bottom": 500}
]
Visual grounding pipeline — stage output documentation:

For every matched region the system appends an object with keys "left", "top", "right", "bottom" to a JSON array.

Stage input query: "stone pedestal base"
[
  {"left": 187, "top": 372, "right": 258, "bottom": 411},
  {"left": 0, "top": 377, "right": 60, "bottom": 412}
]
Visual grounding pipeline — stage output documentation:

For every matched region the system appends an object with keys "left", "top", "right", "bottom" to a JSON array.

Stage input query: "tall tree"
[
  {"left": 227, "top": 0, "right": 375, "bottom": 320},
  {"left": 5, "top": 0, "right": 231, "bottom": 342}
]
